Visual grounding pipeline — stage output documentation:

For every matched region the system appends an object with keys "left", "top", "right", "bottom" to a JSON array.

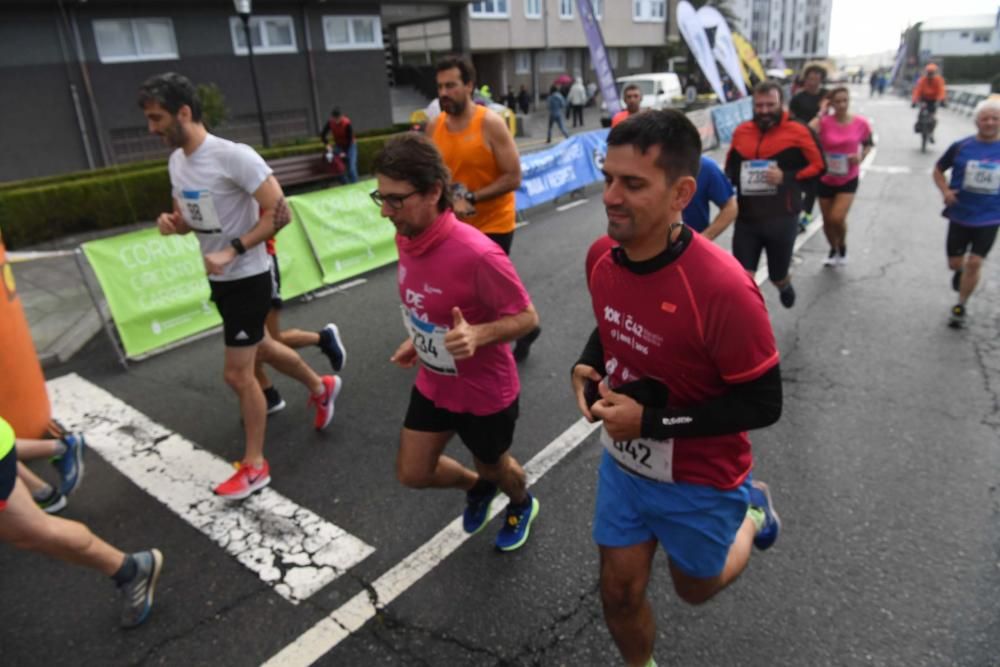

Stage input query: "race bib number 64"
[{"left": 963, "top": 160, "right": 1000, "bottom": 195}]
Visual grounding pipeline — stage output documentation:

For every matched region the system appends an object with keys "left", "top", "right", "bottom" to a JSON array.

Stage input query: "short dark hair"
[
  {"left": 373, "top": 133, "right": 453, "bottom": 212},
  {"left": 622, "top": 83, "right": 642, "bottom": 96},
  {"left": 435, "top": 55, "right": 476, "bottom": 86},
  {"left": 607, "top": 109, "right": 701, "bottom": 183},
  {"left": 330, "top": 106, "right": 342, "bottom": 117},
  {"left": 137, "top": 72, "right": 202, "bottom": 121},
  {"left": 803, "top": 64, "right": 826, "bottom": 81},
  {"left": 753, "top": 80, "right": 784, "bottom": 103}
]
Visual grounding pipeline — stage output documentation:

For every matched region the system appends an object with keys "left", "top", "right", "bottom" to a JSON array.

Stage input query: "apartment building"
[
  {"left": 729, "top": 0, "right": 832, "bottom": 67},
  {"left": 919, "top": 14, "right": 1000, "bottom": 57},
  {"left": 396, "top": 0, "right": 670, "bottom": 101}
]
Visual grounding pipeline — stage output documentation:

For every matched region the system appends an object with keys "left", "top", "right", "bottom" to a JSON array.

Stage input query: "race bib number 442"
[
  {"left": 400, "top": 306, "right": 457, "bottom": 376},
  {"left": 963, "top": 160, "right": 1000, "bottom": 195},
  {"left": 181, "top": 190, "right": 223, "bottom": 233},
  {"left": 600, "top": 427, "right": 674, "bottom": 483},
  {"left": 740, "top": 160, "right": 778, "bottom": 196}
]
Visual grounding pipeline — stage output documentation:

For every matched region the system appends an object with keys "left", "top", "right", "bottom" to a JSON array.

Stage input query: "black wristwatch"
[
  {"left": 464, "top": 191, "right": 477, "bottom": 204},
  {"left": 230, "top": 238, "right": 247, "bottom": 255}
]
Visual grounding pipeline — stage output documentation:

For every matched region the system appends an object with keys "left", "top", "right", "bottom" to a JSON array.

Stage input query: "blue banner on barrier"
[
  {"left": 516, "top": 129, "right": 609, "bottom": 210},
  {"left": 710, "top": 97, "right": 753, "bottom": 145}
]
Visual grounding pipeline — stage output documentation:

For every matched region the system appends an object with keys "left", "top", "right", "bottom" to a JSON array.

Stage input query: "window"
[
  {"left": 633, "top": 0, "right": 665, "bottom": 22},
  {"left": 323, "top": 15, "right": 382, "bottom": 50},
  {"left": 469, "top": 0, "right": 509, "bottom": 18},
  {"left": 560, "top": 0, "right": 574, "bottom": 19},
  {"left": 626, "top": 47, "right": 644, "bottom": 69},
  {"left": 515, "top": 51, "right": 531, "bottom": 74},
  {"left": 590, "top": 0, "right": 604, "bottom": 19},
  {"left": 93, "top": 18, "right": 177, "bottom": 63},
  {"left": 973, "top": 30, "right": 991, "bottom": 43},
  {"left": 538, "top": 49, "right": 566, "bottom": 72},
  {"left": 524, "top": 0, "right": 541, "bottom": 19},
  {"left": 230, "top": 16, "right": 297, "bottom": 55},
  {"left": 607, "top": 47, "right": 618, "bottom": 68}
]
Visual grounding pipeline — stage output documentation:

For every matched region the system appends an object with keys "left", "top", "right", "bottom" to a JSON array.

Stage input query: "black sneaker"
[
  {"left": 948, "top": 304, "right": 966, "bottom": 329},
  {"left": 513, "top": 326, "right": 542, "bottom": 363},
  {"left": 119, "top": 549, "right": 163, "bottom": 628},
  {"left": 952, "top": 269, "right": 963, "bottom": 292},
  {"left": 263, "top": 387, "right": 286, "bottom": 415},
  {"left": 36, "top": 489, "right": 68, "bottom": 514},
  {"left": 779, "top": 284, "right": 796, "bottom": 309},
  {"left": 318, "top": 323, "right": 347, "bottom": 372}
]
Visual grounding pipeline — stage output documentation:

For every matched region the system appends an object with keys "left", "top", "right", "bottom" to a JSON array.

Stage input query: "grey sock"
[{"left": 32, "top": 484, "right": 56, "bottom": 502}]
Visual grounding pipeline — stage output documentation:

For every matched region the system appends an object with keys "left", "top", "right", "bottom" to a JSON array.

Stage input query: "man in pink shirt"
[{"left": 372, "top": 133, "right": 542, "bottom": 552}]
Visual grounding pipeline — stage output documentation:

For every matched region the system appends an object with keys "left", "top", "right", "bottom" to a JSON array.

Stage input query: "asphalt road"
[{"left": 3, "top": 88, "right": 999, "bottom": 667}]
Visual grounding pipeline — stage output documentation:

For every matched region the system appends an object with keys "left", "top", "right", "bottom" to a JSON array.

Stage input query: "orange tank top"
[{"left": 432, "top": 105, "right": 516, "bottom": 235}]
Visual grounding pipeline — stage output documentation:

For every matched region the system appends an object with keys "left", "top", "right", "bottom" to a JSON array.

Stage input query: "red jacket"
[
  {"left": 725, "top": 112, "right": 826, "bottom": 221},
  {"left": 912, "top": 75, "right": 947, "bottom": 103}
]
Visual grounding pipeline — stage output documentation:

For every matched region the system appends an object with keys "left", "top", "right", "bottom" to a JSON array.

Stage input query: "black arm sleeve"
[
  {"left": 320, "top": 124, "right": 331, "bottom": 144},
  {"left": 574, "top": 327, "right": 606, "bottom": 376},
  {"left": 640, "top": 364, "right": 782, "bottom": 439}
]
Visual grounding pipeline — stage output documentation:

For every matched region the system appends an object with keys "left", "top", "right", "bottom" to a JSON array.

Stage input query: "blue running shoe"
[
  {"left": 119, "top": 549, "right": 164, "bottom": 628},
  {"left": 52, "top": 433, "right": 85, "bottom": 496},
  {"left": 495, "top": 494, "right": 540, "bottom": 552},
  {"left": 318, "top": 323, "right": 347, "bottom": 372},
  {"left": 463, "top": 484, "right": 499, "bottom": 534},
  {"left": 748, "top": 480, "right": 781, "bottom": 550}
]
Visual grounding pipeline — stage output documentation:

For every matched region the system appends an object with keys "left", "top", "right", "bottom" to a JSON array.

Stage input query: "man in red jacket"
[
  {"left": 320, "top": 107, "right": 358, "bottom": 183},
  {"left": 725, "top": 80, "right": 826, "bottom": 308}
]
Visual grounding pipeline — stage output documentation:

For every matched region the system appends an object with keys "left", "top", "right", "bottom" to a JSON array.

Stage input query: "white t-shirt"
[{"left": 168, "top": 134, "right": 271, "bottom": 282}]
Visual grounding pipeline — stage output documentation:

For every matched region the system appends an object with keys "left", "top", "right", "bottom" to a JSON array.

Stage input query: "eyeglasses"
[{"left": 370, "top": 189, "right": 419, "bottom": 210}]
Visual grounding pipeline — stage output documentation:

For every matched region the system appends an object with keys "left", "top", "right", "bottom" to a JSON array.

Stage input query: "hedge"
[
  {"left": 940, "top": 54, "right": 1000, "bottom": 84},
  {"left": 0, "top": 133, "right": 398, "bottom": 249}
]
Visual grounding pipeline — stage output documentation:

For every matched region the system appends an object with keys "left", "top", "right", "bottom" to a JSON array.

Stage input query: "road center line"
[
  {"left": 264, "top": 417, "right": 601, "bottom": 667},
  {"left": 47, "top": 373, "right": 375, "bottom": 604}
]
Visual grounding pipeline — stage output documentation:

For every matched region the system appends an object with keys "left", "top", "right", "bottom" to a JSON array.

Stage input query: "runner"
[
  {"left": 139, "top": 72, "right": 342, "bottom": 498},
  {"left": 684, "top": 155, "right": 738, "bottom": 241},
  {"left": 255, "top": 239, "right": 346, "bottom": 414},
  {"left": 0, "top": 417, "right": 162, "bottom": 627},
  {"left": 428, "top": 55, "right": 542, "bottom": 362},
  {"left": 809, "top": 86, "right": 874, "bottom": 266},
  {"left": 611, "top": 84, "right": 643, "bottom": 128},
  {"left": 725, "top": 80, "right": 826, "bottom": 308},
  {"left": 374, "top": 133, "right": 541, "bottom": 551},
  {"left": 789, "top": 64, "right": 828, "bottom": 231},
  {"left": 572, "top": 110, "right": 782, "bottom": 667},
  {"left": 933, "top": 98, "right": 1000, "bottom": 328}
]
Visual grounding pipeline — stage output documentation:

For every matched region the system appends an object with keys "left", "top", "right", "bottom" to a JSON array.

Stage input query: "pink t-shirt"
[
  {"left": 397, "top": 210, "right": 532, "bottom": 415},
  {"left": 818, "top": 114, "right": 872, "bottom": 186}
]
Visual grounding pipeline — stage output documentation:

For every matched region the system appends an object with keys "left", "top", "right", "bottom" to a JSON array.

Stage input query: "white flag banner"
[
  {"left": 677, "top": 0, "right": 726, "bottom": 101},
  {"left": 697, "top": 5, "right": 747, "bottom": 97}
]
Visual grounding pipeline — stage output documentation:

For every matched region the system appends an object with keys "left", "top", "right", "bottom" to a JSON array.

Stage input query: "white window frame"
[
  {"left": 632, "top": 0, "right": 666, "bottom": 23},
  {"left": 93, "top": 18, "right": 178, "bottom": 64},
  {"left": 524, "top": 0, "right": 541, "bottom": 19},
  {"left": 229, "top": 15, "right": 297, "bottom": 55},
  {"left": 469, "top": 0, "right": 510, "bottom": 19},
  {"left": 590, "top": 0, "right": 604, "bottom": 19},
  {"left": 538, "top": 49, "right": 566, "bottom": 73},
  {"left": 514, "top": 51, "right": 532, "bottom": 74},
  {"left": 322, "top": 15, "right": 383, "bottom": 51},
  {"left": 560, "top": 0, "right": 574, "bottom": 20}
]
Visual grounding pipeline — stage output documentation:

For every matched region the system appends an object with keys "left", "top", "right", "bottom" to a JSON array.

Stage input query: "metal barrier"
[{"left": 945, "top": 89, "right": 988, "bottom": 115}]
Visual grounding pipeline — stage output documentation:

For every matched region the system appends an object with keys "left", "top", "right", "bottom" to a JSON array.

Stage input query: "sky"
[{"left": 828, "top": 0, "right": 1000, "bottom": 55}]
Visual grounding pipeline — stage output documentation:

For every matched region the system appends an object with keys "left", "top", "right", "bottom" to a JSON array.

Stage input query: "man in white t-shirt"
[{"left": 139, "top": 72, "right": 343, "bottom": 498}]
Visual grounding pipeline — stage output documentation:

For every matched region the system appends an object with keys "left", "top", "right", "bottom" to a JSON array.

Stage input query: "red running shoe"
[
  {"left": 309, "top": 375, "right": 342, "bottom": 431},
  {"left": 214, "top": 460, "right": 270, "bottom": 499}
]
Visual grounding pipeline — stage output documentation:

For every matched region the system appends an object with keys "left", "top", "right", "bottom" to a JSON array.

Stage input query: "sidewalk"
[{"left": 11, "top": 107, "right": 607, "bottom": 369}]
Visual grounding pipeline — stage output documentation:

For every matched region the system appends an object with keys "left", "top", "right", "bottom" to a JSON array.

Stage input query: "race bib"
[
  {"left": 600, "top": 427, "right": 674, "bottom": 483},
  {"left": 400, "top": 305, "right": 457, "bottom": 376},
  {"left": 963, "top": 160, "right": 1000, "bottom": 195},
  {"left": 180, "top": 190, "right": 223, "bottom": 233},
  {"left": 740, "top": 160, "right": 778, "bottom": 196},
  {"left": 827, "top": 153, "right": 850, "bottom": 177}
]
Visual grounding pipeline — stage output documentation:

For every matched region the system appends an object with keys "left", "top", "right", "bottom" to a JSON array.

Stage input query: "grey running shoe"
[{"left": 119, "top": 549, "right": 164, "bottom": 628}]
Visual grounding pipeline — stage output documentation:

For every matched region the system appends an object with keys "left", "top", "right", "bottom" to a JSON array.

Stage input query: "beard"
[
  {"left": 753, "top": 111, "right": 782, "bottom": 131},
  {"left": 439, "top": 96, "right": 467, "bottom": 116},
  {"left": 605, "top": 207, "right": 636, "bottom": 242},
  {"left": 160, "top": 122, "right": 186, "bottom": 149}
]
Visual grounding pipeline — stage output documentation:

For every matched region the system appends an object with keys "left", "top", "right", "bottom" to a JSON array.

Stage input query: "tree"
[{"left": 196, "top": 83, "right": 228, "bottom": 132}]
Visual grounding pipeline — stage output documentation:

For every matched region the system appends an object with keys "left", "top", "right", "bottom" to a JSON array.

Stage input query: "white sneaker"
[
  {"left": 836, "top": 254, "right": 848, "bottom": 266},
  {"left": 823, "top": 252, "right": 838, "bottom": 267}
]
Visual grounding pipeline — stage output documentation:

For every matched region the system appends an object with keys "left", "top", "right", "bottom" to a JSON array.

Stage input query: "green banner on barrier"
[
  {"left": 82, "top": 228, "right": 219, "bottom": 358},
  {"left": 273, "top": 214, "right": 325, "bottom": 300},
  {"left": 288, "top": 178, "right": 399, "bottom": 285}
]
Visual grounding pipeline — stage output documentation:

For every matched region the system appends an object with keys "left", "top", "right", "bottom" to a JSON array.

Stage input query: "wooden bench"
[{"left": 267, "top": 153, "right": 344, "bottom": 190}]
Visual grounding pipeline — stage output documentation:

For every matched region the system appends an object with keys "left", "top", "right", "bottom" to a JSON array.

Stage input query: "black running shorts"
[
  {"left": 947, "top": 222, "right": 999, "bottom": 259},
  {"left": 403, "top": 386, "right": 519, "bottom": 465},
  {"left": 817, "top": 177, "right": 859, "bottom": 198},
  {"left": 0, "top": 449, "right": 16, "bottom": 510},
  {"left": 486, "top": 231, "right": 514, "bottom": 256},
  {"left": 209, "top": 271, "right": 271, "bottom": 347},
  {"left": 732, "top": 216, "right": 799, "bottom": 283}
]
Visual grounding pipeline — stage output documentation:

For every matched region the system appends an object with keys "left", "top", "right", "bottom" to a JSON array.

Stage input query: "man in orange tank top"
[{"left": 428, "top": 55, "right": 542, "bottom": 361}]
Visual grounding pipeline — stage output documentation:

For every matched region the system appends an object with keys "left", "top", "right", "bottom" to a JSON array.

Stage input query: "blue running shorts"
[{"left": 593, "top": 451, "right": 752, "bottom": 579}]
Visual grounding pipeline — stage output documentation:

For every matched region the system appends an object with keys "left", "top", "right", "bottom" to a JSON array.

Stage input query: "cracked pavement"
[{"left": 3, "top": 88, "right": 999, "bottom": 666}]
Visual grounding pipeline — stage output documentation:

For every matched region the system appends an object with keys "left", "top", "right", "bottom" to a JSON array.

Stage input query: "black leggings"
[{"left": 732, "top": 216, "right": 799, "bottom": 282}]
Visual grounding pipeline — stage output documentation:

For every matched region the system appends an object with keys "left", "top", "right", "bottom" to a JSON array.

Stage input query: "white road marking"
[
  {"left": 862, "top": 165, "right": 911, "bottom": 174},
  {"left": 556, "top": 198, "right": 589, "bottom": 212},
  {"left": 47, "top": 373, "right": 374, "bottom": 604},
  {"left": 312, "top": 278, "right": 367, "bottom": 299},
  {"left": 263, "top": 417, "right": 601, "bottom": 667}
]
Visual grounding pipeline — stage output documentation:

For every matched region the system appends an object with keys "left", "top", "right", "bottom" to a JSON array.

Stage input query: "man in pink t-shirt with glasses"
[{"left": 372, "top": 133, "right": 542, "bottom": 552}]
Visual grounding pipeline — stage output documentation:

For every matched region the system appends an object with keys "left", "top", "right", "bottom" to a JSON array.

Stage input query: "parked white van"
[{"left": 617, "top": 73, "right": 683, "bottom": 110}]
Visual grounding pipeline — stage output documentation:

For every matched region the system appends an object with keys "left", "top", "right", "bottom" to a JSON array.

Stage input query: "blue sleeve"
[
  {"left": 703, "top": 158, "right": 734, "bottom": 206},
  {"left": 937, "top": 141, "right": 960, "bottom": 173}
]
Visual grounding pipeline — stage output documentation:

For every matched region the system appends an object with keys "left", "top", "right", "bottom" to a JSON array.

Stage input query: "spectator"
[
  {"left": 504, "top": 87, "right": 517, "bottom": 110},
  {"left": 320, "top": 107, "right": 358, "bottom": 184},
  {"left": 517, "top": 85, "right": 531, "bottom": 114},
  {"left": 568, "top": 78, "right": 587, "bottom": 128},
  {"left": 547, "top": 85, "right": 570, "bottom": 143}
]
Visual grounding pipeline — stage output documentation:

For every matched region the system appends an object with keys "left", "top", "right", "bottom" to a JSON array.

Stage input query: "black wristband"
[
  {"left": 230, "top": 238, "right": 247, "bottom": 255},
  {"left": 465, "top": 191, "right": 477, "bottom": 204}
]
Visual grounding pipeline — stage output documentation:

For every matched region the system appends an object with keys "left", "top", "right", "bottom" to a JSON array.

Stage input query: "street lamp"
[{"left": 233, "top": 0, "right": 270, "bottom": 147}]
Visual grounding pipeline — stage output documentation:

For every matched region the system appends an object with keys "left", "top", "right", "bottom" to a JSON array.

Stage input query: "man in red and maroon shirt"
[
  {"left": 572, "top": 110, "right": 783, "bottom": 667},
  {"left": 320, "top": 107, "right": 358, "bottom": 183}
]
